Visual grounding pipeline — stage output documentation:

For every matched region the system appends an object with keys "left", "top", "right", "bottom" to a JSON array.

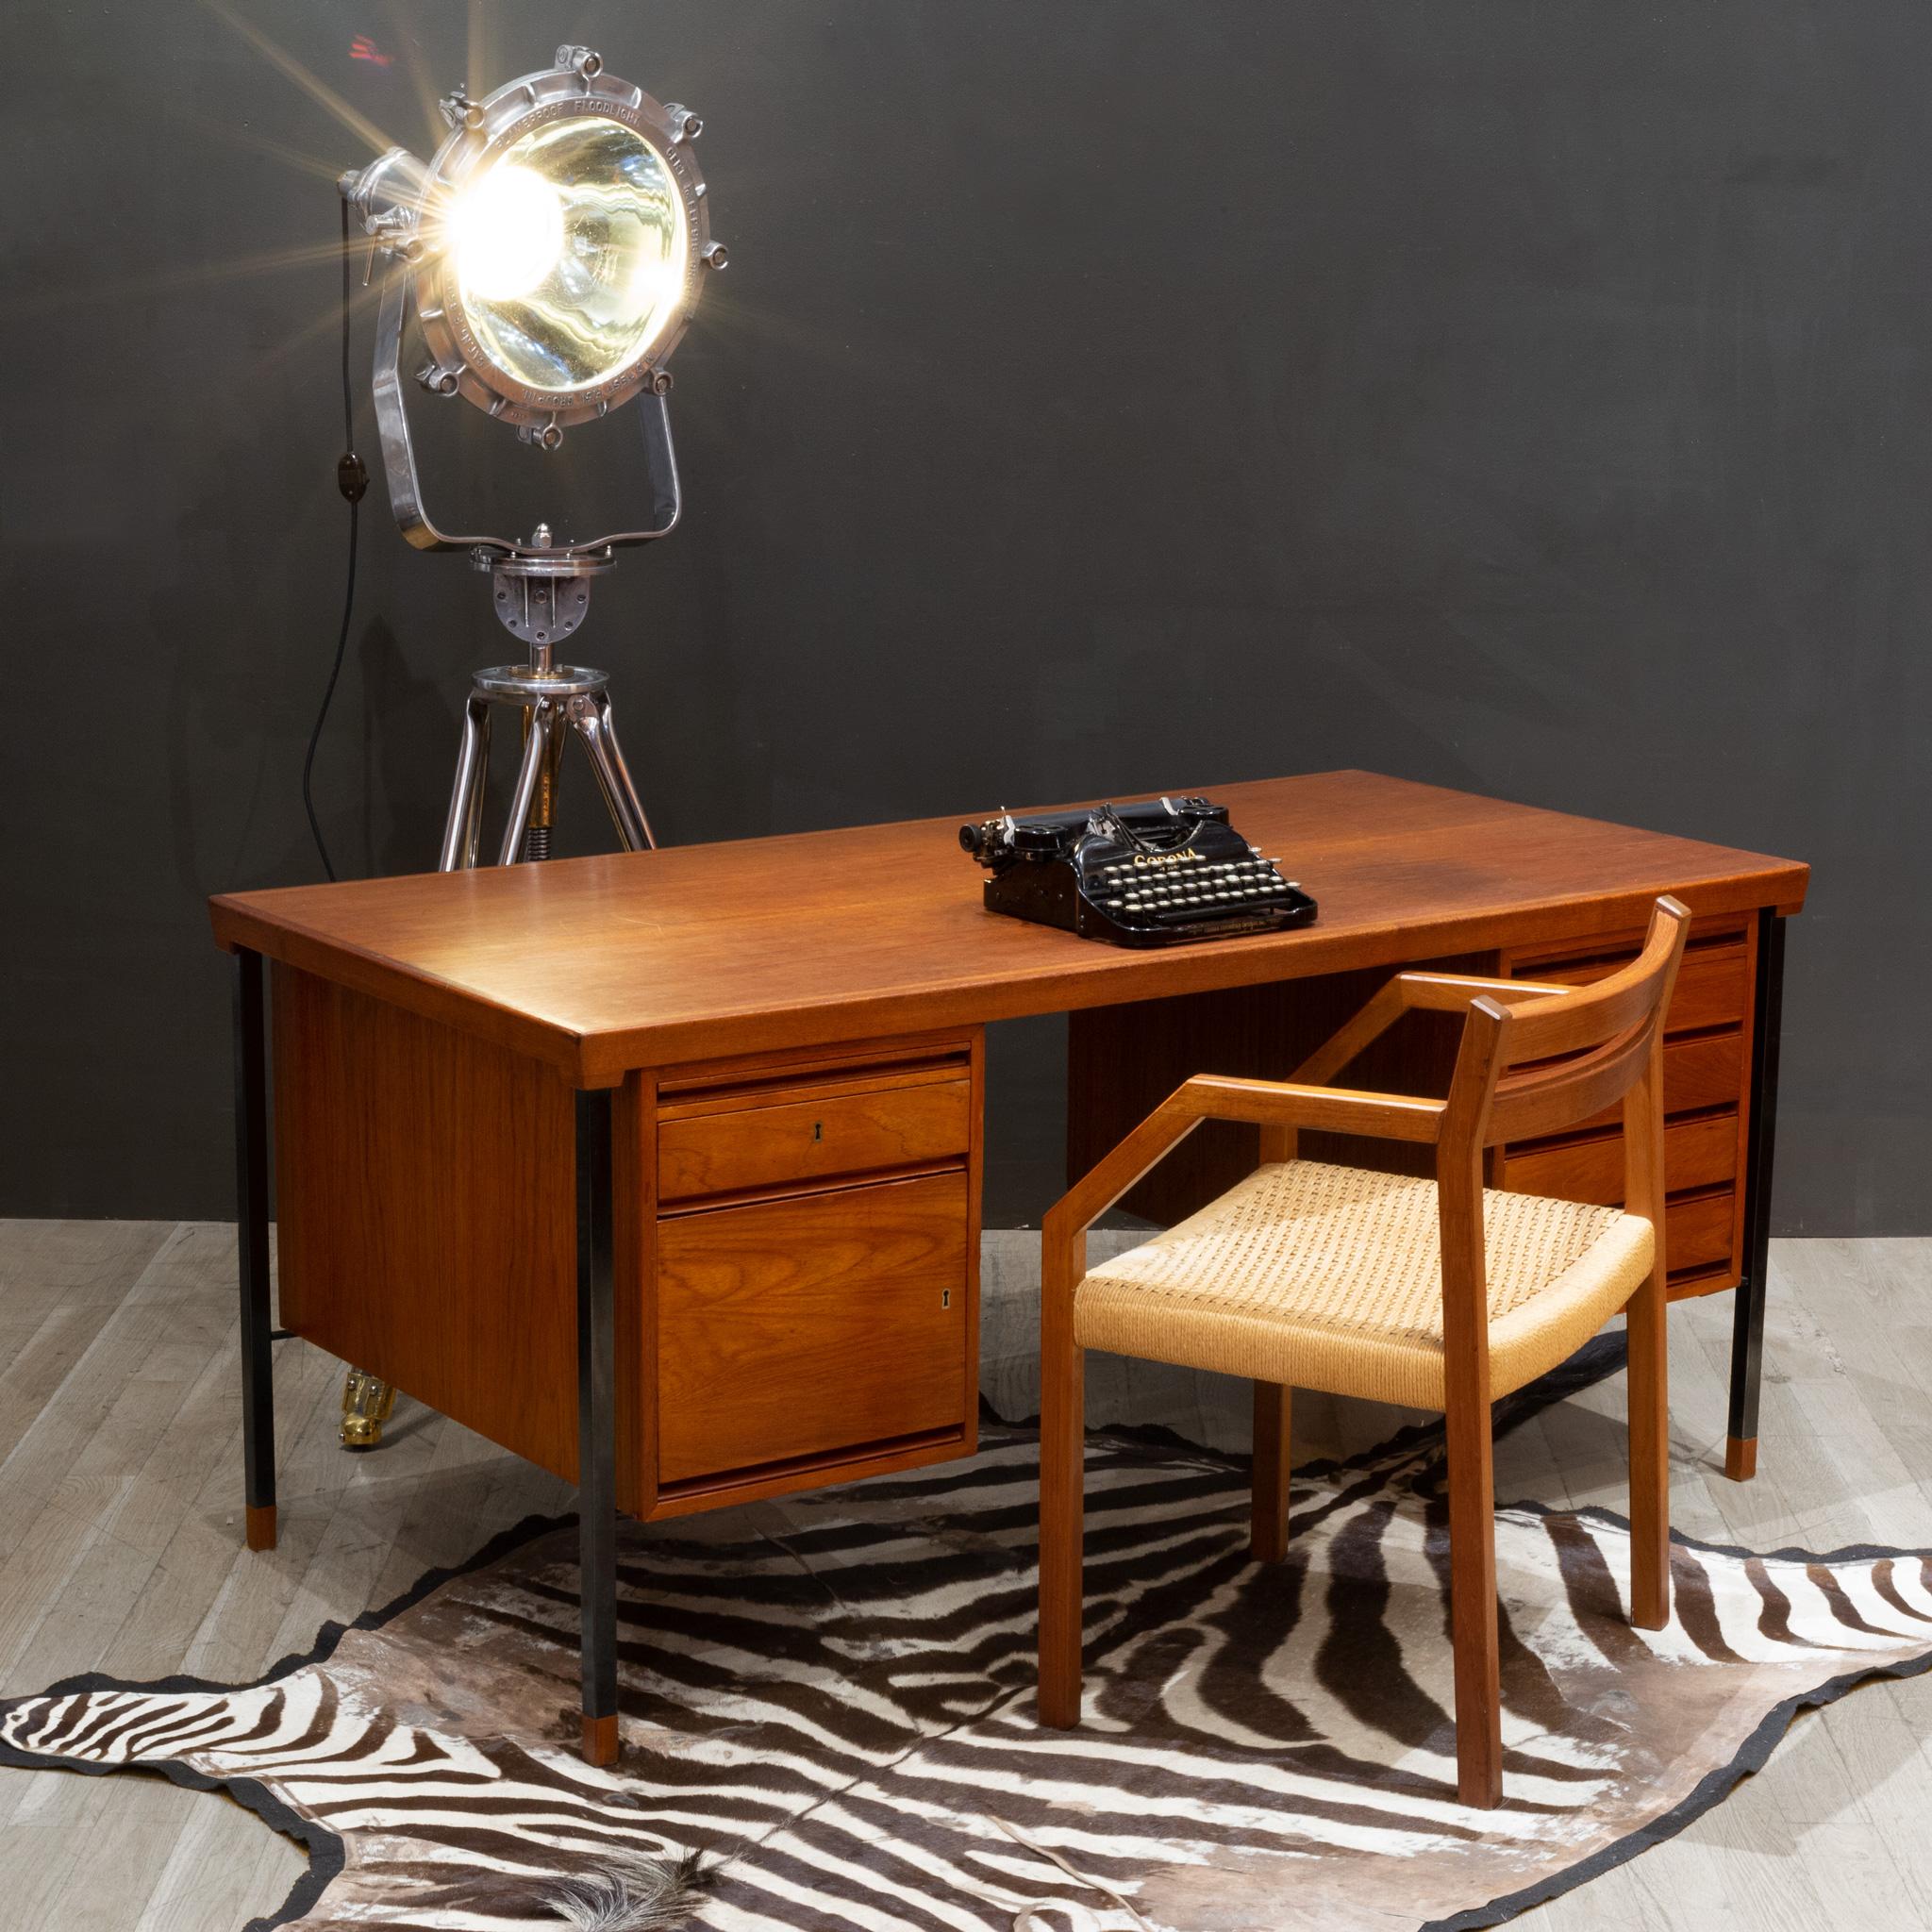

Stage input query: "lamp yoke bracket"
[{"left": 370, "top": 263, "right": 684, "bottom": 563}]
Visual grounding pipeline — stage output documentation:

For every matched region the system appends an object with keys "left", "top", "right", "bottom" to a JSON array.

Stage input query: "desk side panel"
[{"left": 273, "top": 964, "right": 584, "bottom": 1481}]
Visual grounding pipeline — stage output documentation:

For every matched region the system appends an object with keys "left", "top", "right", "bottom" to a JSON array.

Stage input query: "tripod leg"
[
  {"left": 440, "top": 694, "right": 491, "bottom": 873},
  {"left": 498, "top": 702, "right": 554, "bottom": 866},
  {"left": 462, "top": 701, "right": 492, "bottom": 869},
  {"left": 522, "top": 710, "right": 568, "bottom": 862},
  {"left": 575, "top": 692, "right": 656, "bottom": 852}
]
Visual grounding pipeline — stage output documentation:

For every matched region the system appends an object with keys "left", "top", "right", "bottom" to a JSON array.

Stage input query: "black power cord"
[{"left": 303, "top": 194, "right": 368, "bottom": 882}]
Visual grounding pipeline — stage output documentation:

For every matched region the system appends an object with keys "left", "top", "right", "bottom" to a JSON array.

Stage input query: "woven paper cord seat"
[{"left": 1074, "top": 1158, "right": 1655, "bottom": 1410}]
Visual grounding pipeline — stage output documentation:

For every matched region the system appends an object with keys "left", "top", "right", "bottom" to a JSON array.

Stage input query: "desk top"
[{"left": 209, "top": 771, "right": 1807, "bottom": 1085}]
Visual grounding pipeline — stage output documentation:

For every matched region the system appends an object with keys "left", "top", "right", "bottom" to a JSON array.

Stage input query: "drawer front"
[
  {"left": 659, "top": 1076, "right": 971, "bottom": 1203},
  {"left": 656, "top": 1172, "right": 970, "bottom": 1484},
  {"left": 1535, "top": 941, "right": 1748, "bottom": 1033},
  {"left": 1566, "top": 1028, "right": 1743, "bottom": 1134},
  {"left": 1505, "top": 1110, "right": 1739, "bottom": 1208},
  {"left": 1666, "top": 944, "right": 1750, "bottom": 1033},
  {"left": 1510, "top": 915, "right": 1747, "bottom": 978},
  {"left": 1666, "top": 1191, "right": 1735, "bottom": 1275},
  {"left": 1661, "top": 1027, "right": 1744, "bottom": 1114}
]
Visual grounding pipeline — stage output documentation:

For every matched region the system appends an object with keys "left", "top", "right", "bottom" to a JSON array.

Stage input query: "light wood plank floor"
[{"left": 0, "top": 1223, "right": 1928, "bottom": 1929}]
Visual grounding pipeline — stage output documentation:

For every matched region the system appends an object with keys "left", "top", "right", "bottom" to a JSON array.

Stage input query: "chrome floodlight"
[
  {"left": 341, "top": 42, "right": 724, "bottom": 553},
  {"left": 334, "top": 43, "right": 730, "bottom": 881}
]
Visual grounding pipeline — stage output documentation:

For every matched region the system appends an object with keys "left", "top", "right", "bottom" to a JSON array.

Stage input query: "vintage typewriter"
[{"left": 959, "top": 795, "right": 1317, "bottom": 947}]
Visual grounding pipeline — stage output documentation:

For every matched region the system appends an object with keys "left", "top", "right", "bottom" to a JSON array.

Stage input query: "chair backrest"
[
  {"left": 1424, "top": 896, "right": 1690, "bottom": 1380},
  {"left": 1442, "top": 896, "right": 1691, "bottom": 1157}
]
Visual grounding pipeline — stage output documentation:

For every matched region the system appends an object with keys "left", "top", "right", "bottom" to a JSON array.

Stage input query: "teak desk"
[{"left": 208, "top": 771, "right": 1807, "bottom": 1763}]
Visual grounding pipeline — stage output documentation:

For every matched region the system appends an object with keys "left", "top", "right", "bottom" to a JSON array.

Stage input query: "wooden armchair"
[{"left": 1037, "top": 896, "right": 1690, "bottom": 1807}]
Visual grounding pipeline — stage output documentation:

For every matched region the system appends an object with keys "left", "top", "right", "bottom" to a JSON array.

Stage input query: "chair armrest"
[
  {"left": 1291, "top": 972, "right": 1577, "bottom": 1087},
  {"left": 1393, "top": 972, "right": 1578, "bottom": 1008},
  {"left": 1178, "top": 1074, "right": 1446, "bottom": 1140}
]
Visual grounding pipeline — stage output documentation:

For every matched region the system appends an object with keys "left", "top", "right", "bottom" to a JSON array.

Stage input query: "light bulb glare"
[{"left": 451, "top": 165, "right": 564, "bottom": 301}]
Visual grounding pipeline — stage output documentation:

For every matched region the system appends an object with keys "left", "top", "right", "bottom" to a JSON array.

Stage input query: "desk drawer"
[
  {"left": 1564, "top": 1028, "right": 1742, "bottom": 1134},
  {"left": 1665, "top": 944, "right": 1749, "bottom": 1033},
  {"left": 1504, "top": 1109, "right": 1739, "bottom": 1208},
  {"left": 656, "top": 1171, "right": 971, "bottom": 1484},
  {"left": 1530, "top": 941, "right": 1748, "bottom": 1034},
  {"left": 1666, "top": 1190, "right": 1736, "bottom": 1275},
  {"left": 658, "top": 1073, "right": 971, "bottom": 1204}
]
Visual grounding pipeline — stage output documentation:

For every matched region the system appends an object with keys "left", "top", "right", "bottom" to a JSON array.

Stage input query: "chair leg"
[
  {"left": 1038, "top": 1324, "right": 1086, "bottom": 1727},
  {"left": 1445, "top": 1391, "right": 1502, "bottom": 1808},
  {"left": 1626, "top": 1267, "right": 1672, "bottom": 1629},
  {"left": 1251, "top": 1381, "right": 1292, "bottom": 1563}
]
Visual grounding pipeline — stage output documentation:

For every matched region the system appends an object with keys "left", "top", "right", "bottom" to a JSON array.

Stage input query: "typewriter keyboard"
[{"left": 1088, "top": 852, "right": 1301, "bottom": 924}]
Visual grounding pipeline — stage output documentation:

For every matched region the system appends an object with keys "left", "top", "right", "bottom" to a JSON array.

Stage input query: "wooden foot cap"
[
  {"left": 244, "top": 1504, "right": 278, "bottom": 1552},
  {"left": 1724, "top": 1435, "right": 1757, "bottom": 1482},
  {"left": 581, "top": 1712, "right": 619, "bottom": 1767},
  {"left": 1037, "top": 1682, "right": 1081, "bottom": 1729}
]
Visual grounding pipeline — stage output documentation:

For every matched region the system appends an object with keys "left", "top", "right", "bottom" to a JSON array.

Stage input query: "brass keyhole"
[
  {"left": 811, "top": 1121, "right": 823, "bottom": 1141},
  {"left": 941, "top": 1289, "right": 951, "bottom": 1308}
]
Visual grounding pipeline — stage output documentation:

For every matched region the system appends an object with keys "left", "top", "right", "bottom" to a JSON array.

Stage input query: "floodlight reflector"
[{"left": 452, "top": 118, "right": 690, "bottom": 391}]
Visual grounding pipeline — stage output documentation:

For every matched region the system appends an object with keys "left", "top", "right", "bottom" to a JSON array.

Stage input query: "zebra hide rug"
[{"left": 5, "top": 1341, "right": 1932, "bottom": 1932}]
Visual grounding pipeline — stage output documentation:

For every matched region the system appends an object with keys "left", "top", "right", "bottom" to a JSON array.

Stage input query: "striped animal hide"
[{"left": 5, "top": 1342, "right": 1930, "bottom": 1932}]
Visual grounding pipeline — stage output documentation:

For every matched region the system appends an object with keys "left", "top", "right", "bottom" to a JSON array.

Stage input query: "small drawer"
[
  {"left": 656, "top": 1171, "right": 971, "bottom": 1484},
  {"left": 1665, "top": 944, "right": 1750, "bottom": 1033},
  {"left": 1504, "top": 1109, "right": 1739, "bottom": 1208},
  {"left": 658, "top": 1072, "right": 971, "bottom": 1204},
  {"left": 1660, "top": 1027, "right": 1745, "bottom": 1114},
  {"left": 1509, "top": 915, "right": 1747, "bottom": 979},
  {"left": 1531, "top": 940, "right": 1748, "bottom": 1034},
  {"left": 1665, "top": 1190, "right": 1735, "bottom": 1275},
  {"left": 1565, "top": 1027, "right": 1745, "bottom": 1134}
]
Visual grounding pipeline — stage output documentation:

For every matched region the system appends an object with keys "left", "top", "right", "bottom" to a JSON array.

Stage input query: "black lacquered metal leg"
[
  {"left": 575, "top": 1087, "right": 619, "bottom": 1765},
  {"left": 1725, "top": 909, "right": 1787, "bottom": 1481},
  {"left": 234, "top": 949, "right": 277, "bottom": 1550}
]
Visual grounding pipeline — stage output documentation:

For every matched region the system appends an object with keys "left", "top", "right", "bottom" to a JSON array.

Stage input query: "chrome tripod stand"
[{"left": 439, "top": 527, "right": 656, "bottom": 869}]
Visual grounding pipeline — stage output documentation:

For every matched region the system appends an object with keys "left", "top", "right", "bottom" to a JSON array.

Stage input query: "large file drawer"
[{"left": 656, "top": 1171, "right": 972, "bottom": 1484}]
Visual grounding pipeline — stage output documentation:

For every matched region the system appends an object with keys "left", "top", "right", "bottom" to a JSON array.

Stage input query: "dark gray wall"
[{"left": 2, "top": 3, "right": 1921, "bottom": 1231}]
